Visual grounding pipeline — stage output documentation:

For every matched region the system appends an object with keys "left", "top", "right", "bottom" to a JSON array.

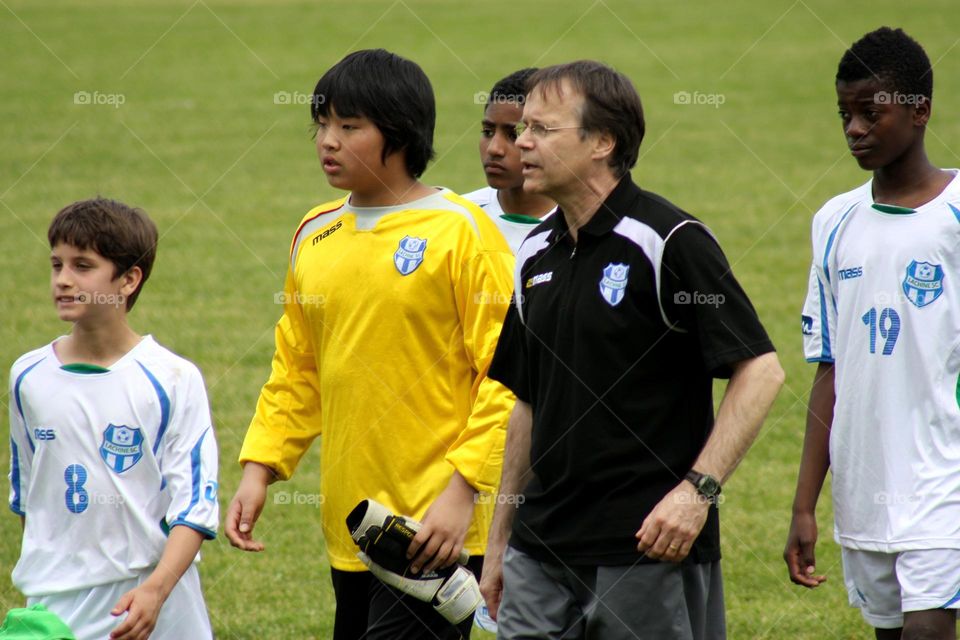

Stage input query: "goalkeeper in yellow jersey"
[{"left": 224, "top": 48, "right": 515, "bottom": 639}]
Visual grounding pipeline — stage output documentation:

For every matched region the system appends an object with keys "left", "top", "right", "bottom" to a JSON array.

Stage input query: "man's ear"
[{"left": 592, "top": 130, "right": 616, "bottom": 163}]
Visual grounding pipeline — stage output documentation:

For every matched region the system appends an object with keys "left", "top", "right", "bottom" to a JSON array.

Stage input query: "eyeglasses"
[{"left": 514, "top": 122, "right": 583, "bottom": 138}]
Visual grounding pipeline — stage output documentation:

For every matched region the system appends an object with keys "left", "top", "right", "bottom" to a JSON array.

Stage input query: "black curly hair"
[{"left": 836, "top": 27, "right": 932, "bottom": 102}]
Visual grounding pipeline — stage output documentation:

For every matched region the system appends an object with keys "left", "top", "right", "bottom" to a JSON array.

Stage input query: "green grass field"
[{"left": 2, "top": 1, "right": 960, "bottom": 637}]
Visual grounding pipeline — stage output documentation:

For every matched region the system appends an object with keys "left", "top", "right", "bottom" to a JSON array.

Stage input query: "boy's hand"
[
  {"left": 110, "top": 583, "right": 164, "bottom": 640},
  {"left": 225, "top": 462, "right": 273, "bottom": 552},
  {"left": 406, "top": 471, "right": 475, "bottom": 575},
  {"left": 784, "top": 510, "right": 827, "bottom": 588}
]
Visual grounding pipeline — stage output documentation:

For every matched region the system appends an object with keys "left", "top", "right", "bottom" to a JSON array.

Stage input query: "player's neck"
[
  {"left": 497, "top": 187, "right": 555, "bottom": 219},
  {"left": 349, "top": 175, "right": 436, "bottom": 208},
  {"left": 58, "top": 318, "right": 143, "bottom": 368},
  {"left": 872, "top": 145, "right": 952, "bottom": 209}
]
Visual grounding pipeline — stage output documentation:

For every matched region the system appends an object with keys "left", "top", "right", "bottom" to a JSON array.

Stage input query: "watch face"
[{"left": 699, "top": 476, "right": 721, "bottom": 497}]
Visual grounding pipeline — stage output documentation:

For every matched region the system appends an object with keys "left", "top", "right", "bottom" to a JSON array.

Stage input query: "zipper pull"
[{"left": 570, "top": 246, "right": 577, "bottom": 259}]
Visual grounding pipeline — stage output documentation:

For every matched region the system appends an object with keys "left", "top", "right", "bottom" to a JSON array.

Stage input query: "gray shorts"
[{"left": 498, "top": 545, "right": 725, "bottom": 640}]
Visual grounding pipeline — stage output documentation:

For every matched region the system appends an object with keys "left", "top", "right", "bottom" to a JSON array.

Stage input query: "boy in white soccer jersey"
[
  {"left": 463, "top": 68, "right": 556, "bottom": 253},
  {"left": 8, "top": 198, "right": 219, "bottom": 640},
  {"left": 785, "top": 27, "right": 960, "bottom": 640}
]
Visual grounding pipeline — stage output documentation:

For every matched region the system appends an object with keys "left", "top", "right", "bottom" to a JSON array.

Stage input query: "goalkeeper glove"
[{"left": 346, "top": 499, "right": 481, "bottom": 624}]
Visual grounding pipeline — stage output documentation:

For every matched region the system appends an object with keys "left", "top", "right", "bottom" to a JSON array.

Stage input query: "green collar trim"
[
  {"left": 871, "top": 203, "right": 916, "bottom": 215},
  {"left": 60, "top": 363, "right": 110, "bottom": 374},
  {"left": 500, "top": 213, "right": 542, "bottom": 225}
]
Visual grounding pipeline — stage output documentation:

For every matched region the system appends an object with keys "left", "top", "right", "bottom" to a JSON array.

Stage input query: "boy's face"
[
  {"left": 315, "top": 108, "right": 391, "bottom": 194},
  {"left": 836, "top": 78, "right": 929, "bottom": 171},
  {"left": 50, "top": 243, "right": 135, "bottom": 323},
  {"left": 479, "top": 101, "right": 525, "bottom": 190}
]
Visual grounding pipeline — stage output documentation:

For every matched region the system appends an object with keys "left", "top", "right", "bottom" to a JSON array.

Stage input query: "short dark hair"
[
  {"left": 311, "top": 49, "right": 436, "bottom": 178},
  {"left": 48, "top": 197, "right": 158, "bottom": 310},
  {"left": 837, "top": 27, "right": 932, "bottom": 102},
  {"left": 487, "top": 68, "right": 538, "bottom": 106},
  {"left": 528, "top": 61, "right": 644, "bottom": 178}
]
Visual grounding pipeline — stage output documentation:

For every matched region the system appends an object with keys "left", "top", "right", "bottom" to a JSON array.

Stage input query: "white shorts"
[
  {"left": 841, "top": 547, "right": 960, "bottom": 629},
  {"left": 27, "top": 564, "right": 212, "bottom": 640}
]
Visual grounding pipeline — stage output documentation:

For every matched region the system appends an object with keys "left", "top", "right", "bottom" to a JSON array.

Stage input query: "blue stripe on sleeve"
[
  {"left": 817, "top": 279, "right": 832, "bottom": 360},
  {"left": 10, "top": 439, "right": 24, "bottom": 516},
  {"left": 14, "top": 358, "right": 44, "bottom": 453},
  {"left": 136, "top": 361, "right": 171, "bottom": 455},
  {"left": 175, "top": 428, "right": 209, "bottom": 525},
  {"left": 167, "top": 520, "right": 217, "bottom": 540}
]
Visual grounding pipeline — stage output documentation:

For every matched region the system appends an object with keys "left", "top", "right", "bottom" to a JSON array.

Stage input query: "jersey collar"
[{"left": 549, "top": 175, "right": 638, "bottom": 243}]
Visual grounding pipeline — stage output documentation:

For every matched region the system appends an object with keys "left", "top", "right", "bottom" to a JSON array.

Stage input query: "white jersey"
[
  {"left": 462, "top": 186, "right": 554, "bottom": 254},
  {"left": 802, "top": 170, "right": 960, "bottom": 551},
  {"left": 7, "top": 336, "right": 219, "bottom": 596}
]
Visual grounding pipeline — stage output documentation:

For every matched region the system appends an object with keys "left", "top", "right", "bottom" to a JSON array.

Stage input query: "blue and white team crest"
[
  {"left": 394, "top": 236, "right": 427, "bottom": 275},
  {"left": 902, "top": 260, "right": 944, "bottom": 308},
  {"left": 100, "top": 424, "right": 145, "bottom": 473},
  {"left": 599, "top": 263, "right": 630, "bottom": 307}
]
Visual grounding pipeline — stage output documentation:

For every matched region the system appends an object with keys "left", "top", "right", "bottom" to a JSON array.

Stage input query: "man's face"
[
  {"left": 479, "top": 101, "right": 525, "bottom": 190},
  {"left": 836, "top": 78, "right": 926, "bottom": 171},
  {"left": 315, "top": 107, "right": 390, "bottom": 193},
  {"left": 516, "top": 80, "right": 592, "bottom": 198}
]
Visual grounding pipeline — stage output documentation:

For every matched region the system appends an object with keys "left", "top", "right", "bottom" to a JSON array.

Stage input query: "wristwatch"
[{"left": 684, "top": 470, "right": 722, "bottom": 504}]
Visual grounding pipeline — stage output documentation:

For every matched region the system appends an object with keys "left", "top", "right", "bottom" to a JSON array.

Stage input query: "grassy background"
[{"left": 2, "top": 1, "right": 960, "bottom": 637}]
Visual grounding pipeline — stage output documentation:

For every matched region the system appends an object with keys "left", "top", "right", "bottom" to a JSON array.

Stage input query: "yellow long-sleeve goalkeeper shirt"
[{"left": 240, "top": 188, "right": 516, "bottom": 571}]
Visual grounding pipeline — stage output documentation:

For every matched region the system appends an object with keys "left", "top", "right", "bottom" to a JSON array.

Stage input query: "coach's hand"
[
  {"left": 480, "top": 538, "right": 506, "bottom": 621},
  {"left": 636, "top": 481, "right": 710, "bottom": 563},
  {"left": 407, "top": 471, "right": 475, "bottom": 575},
  {"left": 784, "top": 510, "right": 827, "bottom": 588},
  {"left": 225, "top": 461, "right": 274, "bottom": 552}
]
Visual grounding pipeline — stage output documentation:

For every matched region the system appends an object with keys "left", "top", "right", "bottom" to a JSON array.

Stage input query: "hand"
[
  {"left": 479, "top": 538, "right": 506, "bottom": 621},
  {"left": 225, "top": 462, "right": 272, "bottom": 552},
  {"left": 784, "top": 510, "right": 827, "bottom": 588},
  {"left": 110, "top": 583, "right": 164, "bottom": 640},
  {"left": 406, "top": 471, "right": 475, "bottom": 574},
  {"left": 636, "top": 481, "right": 710, "bottom": 563}
]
